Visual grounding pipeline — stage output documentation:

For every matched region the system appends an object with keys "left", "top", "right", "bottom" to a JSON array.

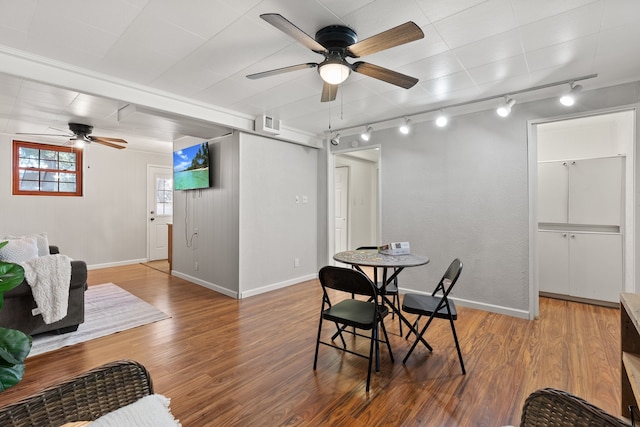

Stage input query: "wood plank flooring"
[{"left": 0, "top": 264, "right": 622, "bottom": 426}]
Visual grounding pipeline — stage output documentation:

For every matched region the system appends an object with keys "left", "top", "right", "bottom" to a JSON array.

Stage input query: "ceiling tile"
[
  {"left": 467, "top": 55, "right": 530, "bottom": 86},
  {"left": 525, "top": 34, "right": 597, "bottom": 73},
  {"left": 453, "top": 29, "right": 524, "bottom": 69},
  {"left": 414, "top": 0, "right": 489, "bottom": 23},
  {"left": 519, "top": 1, "right": 604, "bottom": 52},
  {"left": 433, "top": 0, "right": 518, "bottom": 49},
  {"left": 143, "top": 0, "right": 241, "bottom": 40},
  {"left": 511, "top": 0, "right": 601, "bottom": 26}
]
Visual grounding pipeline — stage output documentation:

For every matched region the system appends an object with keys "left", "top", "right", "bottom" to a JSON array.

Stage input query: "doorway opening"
[
  {"left": 529, "top": 108, "right": 636, "bottom": 317},
  {"left": 333, "top": 148, "right": 381, "bottom": 258}
]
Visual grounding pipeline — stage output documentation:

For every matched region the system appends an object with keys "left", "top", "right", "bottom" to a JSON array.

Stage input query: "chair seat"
[
  {"left": 402, "top": 293, "right": 457, "bottom": 320},
  {"left": 324, "top": 299, "right": 389, "bottom": 330}
]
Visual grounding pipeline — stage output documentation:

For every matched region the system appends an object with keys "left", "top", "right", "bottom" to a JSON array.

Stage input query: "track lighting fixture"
[
  {"left": 435, "top": 110, "right": 448, "bottom": 127},
  {"left": 330, "top": 132, "right": 340, "bottom": 146},
  {"left": 326, "top": 74, "right": 597, "bottom": 138},
  {"left": 559, "top": 82, "right": 583, "bottom": 106},
  {"left": 361, "top": 125, "right": 372, "bottom": 141},
  {"left": 496, "top": 96, "right": 516, "bottom": 117},
  {"left": 399, "top": 117, "right": 411, "bottom": 135}
]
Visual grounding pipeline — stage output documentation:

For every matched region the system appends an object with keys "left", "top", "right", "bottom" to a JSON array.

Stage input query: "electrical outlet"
[{"left": 294, "top": 258, "right": 300, "bottom": 268}]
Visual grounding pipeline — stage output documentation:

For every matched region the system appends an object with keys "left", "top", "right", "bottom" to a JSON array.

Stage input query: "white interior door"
[
  {"left": 147, "top": 165, "right": 173, "bottom": 261},
  {"left": 334, "top": 166, "right": 349, "bottom": 253}
]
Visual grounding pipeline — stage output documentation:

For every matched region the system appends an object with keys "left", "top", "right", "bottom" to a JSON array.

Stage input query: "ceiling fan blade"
[
  {"left": 247, "top": 63, "right": 317, "bottom": 80},
  {"left": 260, "top": 14, "right": 327, "bottom": 53},
  {"left": 91, "top": 136, "right": 128, "bottom": 144},
  {"left": 352, "top": 62, "right": 418, "bottom": 89},
  {"left": 347, "top": 22, "right": 424, "bottom": 58},
  {"left": 321, "top": 82, "right": 338, "bottom": 102},
  {"left": 90, "top": 137, "right": 126, "bottom": 149}
]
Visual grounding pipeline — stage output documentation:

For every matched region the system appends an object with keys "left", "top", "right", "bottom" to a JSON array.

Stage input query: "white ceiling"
[{"left": 0, "top": 0, "right": 639, "bottom": 151}]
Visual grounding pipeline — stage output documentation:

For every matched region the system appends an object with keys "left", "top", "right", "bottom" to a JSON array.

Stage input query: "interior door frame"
[
  {"left": 527, "top": 106, "right": 637, "bottom": 319},
  {"left": 328, "top": 144, "right": 381, "bottom": 265},
  {"left": 146, "top": 164, "right": 174, "bottom": 261}
]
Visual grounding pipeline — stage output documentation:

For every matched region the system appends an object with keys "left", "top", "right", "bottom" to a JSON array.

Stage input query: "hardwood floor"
[{"left": 0, "top": 264, "right": 621, "bottom": 426}]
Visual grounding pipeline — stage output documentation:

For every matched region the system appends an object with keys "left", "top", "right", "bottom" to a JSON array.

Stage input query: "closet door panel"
[
  {"left": 538, "top": 231, "right": 570, "bottom": 295},
  {"left": 569, "top": 233, "right": 622, "bottom": 303},
  {"left": 538, "top": 162, "right": 569, "bottom": 223},
  {"left": 568, "top": 157, "right": 623, "bottom": 226}
]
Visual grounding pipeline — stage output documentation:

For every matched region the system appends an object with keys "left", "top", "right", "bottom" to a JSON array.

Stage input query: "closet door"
[
  {"left": 569, "top": 157, "right": 623, "bottom": 226},
  {"left": 538, "top": 231, "right": 570, "bottom": 295},
  {"left": 538, "top": 161, "right": 568, "bottom": 223},
  {"left": 569, "top": 233, "right": 622, "bottom": 303}
]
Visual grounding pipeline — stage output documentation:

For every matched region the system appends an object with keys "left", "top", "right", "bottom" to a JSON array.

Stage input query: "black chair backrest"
[
  {"left": 433, "top": 258, "right": 463, "bottom": 297},
  {"left": 319, "top": 266, "right": 378, "bottom": 298}
]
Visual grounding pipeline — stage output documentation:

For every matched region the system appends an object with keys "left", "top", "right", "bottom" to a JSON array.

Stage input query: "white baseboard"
[
  {"left": 239, "top": 273, "right": 318, "bottom": 299},
  {"left": 171, "top": 271, "right": 238, "bottom": 299},
  {"left": 397, "top": 287, "right": 531, "bottom": 319},
  {"left": 87, "top": 258, "right": 147, "bottom": 270}
]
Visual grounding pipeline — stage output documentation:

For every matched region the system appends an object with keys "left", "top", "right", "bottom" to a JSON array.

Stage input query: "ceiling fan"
[
  {"left": 17, "top": 123, "right": 128, "bottom": 149},
  {"left": 246, "top": 14, "right": 425, "bottom": 102}
]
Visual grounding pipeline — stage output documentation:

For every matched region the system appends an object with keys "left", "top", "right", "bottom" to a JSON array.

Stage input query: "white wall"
[
  {"left": 0, "top": 134, "right": 171, "bottom": 266},
  {"left": 238, "top": 133, "right": 318, "bottom": 298},
  {"left": 538, "top": 111, "right": 634, "bottom": 161},
  {"left": 329, "top": 80, "right": 640, "bottom": 318},
  {"left": 171, "top": 132, "right": 319, "bottom": 299},
  {"left": 171, "top": 133, "right": 240, "bottom": 296}
]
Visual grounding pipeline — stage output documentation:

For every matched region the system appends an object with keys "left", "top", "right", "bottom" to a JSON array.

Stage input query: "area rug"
[{"left": 29, "top": 283, "right": 171, "bottom": 357}]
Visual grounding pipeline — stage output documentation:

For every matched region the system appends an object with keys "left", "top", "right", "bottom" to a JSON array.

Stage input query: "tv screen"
[{"left": 173, "top": 142, "right": 211, "bottom": 191}]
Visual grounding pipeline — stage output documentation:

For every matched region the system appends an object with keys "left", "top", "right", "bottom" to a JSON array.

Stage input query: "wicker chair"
[
  {"left": 0, "top": 360, "right": 153, "bottom": 427},
  {"left": 521, "top": 388, "right": 631, "bottom": 427}
]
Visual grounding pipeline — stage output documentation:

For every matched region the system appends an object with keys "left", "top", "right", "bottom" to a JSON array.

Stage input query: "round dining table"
[{"left": 333, "top": 248, "right": 430, "bottom": 340}]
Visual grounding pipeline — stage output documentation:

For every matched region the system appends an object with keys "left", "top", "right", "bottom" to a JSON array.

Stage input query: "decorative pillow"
[
  {"left": 0, "top": 237, "right": 39, "bottom": 263},
  {"left": 90, "top": 394, "right": 181, "bottom": 427},
  {"left": 5, "top": 232, "right": 50, "bottom": 257},
  {"left": 60, "top": 422, "right": 92, "bottom": 427}
]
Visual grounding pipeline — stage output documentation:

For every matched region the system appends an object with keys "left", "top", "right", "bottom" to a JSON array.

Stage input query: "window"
[
  {"left": 156, "top": 177, "right": 173, "bottom": 215},
  {"left": 12, "top": 141, "right": 83, "bottom": 196}
]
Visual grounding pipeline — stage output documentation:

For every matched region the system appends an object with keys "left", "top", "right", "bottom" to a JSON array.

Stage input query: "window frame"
[{"left": 12, "top": 140, "right": 83, "bottom": 197}]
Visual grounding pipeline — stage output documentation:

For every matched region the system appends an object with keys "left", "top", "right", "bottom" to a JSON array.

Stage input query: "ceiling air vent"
[{"left": 255, "top": 115, "right": 280, "bottom": 135}]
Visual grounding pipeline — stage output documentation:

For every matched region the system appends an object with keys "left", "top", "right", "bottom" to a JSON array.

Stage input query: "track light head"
[
  {"left": 330, "top": 132, "right": 340, "bottom": 146},
  {"left": 399, "top": 117, "right": 411, "bottom": 135},
  {"left": 497, "top": 96, "right": 516, "bottom": 117},
  {"left": 361, "top": 125, "right": 372, "bottom": 141},
  {"left": 435, "top": 110, "right": 448, "bottom": 127},
  {"left": 560, "top": 82, "right": 583, "bottom": 106}
]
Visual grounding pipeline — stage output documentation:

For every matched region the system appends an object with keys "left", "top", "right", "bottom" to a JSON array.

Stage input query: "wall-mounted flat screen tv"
[{"left": 173, "top": 142, "right": 210, "bottom": 191}]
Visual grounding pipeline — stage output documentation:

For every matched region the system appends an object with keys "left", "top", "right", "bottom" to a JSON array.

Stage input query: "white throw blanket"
[{"left": 21, "top": 254, "right": 72, "bottom": 324}]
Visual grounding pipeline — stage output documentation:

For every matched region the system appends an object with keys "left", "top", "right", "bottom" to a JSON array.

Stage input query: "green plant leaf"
[
  {"left": 0, "top": 327, "right": 32, "bottom": 391},
  {"left": 0, "top": 261, "right": 25, "bottom": 294}
]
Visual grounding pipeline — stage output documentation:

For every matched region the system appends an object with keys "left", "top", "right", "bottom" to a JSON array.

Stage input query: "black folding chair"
[
  {"left": 401, "top": 258, "right": 465, "bottom": 374},
  {"left": 314, "top": 265, "right": 394, "bottom": 392},
  {"left": 355, "top": 246, "right": 403, "bottom": 336}
]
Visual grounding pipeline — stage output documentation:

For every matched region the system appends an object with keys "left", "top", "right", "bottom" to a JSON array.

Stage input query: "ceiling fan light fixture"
[
  {"left": 319, "top": 59, "right": 351, "bottom": 85},
  {"left": 361, "top": 125, "right": 372, "bottom": 141},
  {"left": 399, "top": 117, "right": 411, "bottom": 135},
  {"left": 560, "top": 82, "right": 583, "bottom": 106},
  {"left": 497, "top": 96, "right": 516, "bottom": 117}
]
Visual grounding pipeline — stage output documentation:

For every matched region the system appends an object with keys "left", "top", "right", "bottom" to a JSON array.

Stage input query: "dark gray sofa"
[{"left": 0, "top": 246, "right": 87, "bottom": 336}]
